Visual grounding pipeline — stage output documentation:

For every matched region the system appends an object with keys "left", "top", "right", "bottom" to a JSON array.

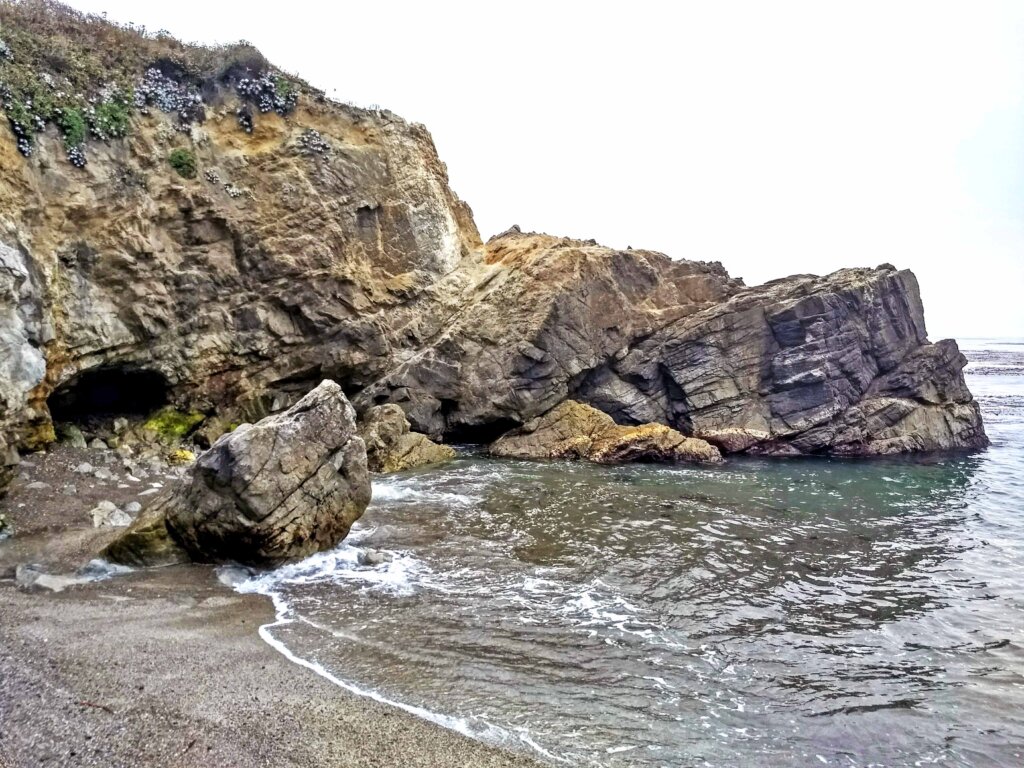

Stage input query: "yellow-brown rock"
[
  {"left": 359, "top": 404, "right": 455, "bottom": 473},
  {"left": 489, "top": 401, "right": 721, "bottom": 464}
]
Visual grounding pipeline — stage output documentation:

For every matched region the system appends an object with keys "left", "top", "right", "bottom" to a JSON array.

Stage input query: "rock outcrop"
[
  {"left": 490, "top": 400, "right": 722, "bottom": 464},
  {"left": 359, "top": 404, "right": 455, "bottom": 473},
  {"left": 0, "top": 4, "right": 987, "bottom": 492},
  {"left": 104, "top": 381, "right": 371, "bottom": 567}
]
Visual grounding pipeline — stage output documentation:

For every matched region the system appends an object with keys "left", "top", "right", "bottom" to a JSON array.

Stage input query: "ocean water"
[{"left": 237, "top": 339, "right": 1024, "bottom": 767}]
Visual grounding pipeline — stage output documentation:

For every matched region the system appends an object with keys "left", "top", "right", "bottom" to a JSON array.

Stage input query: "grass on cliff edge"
[
  {"left": 0, "top": 0, "right": 299, "bottom": 95},
  {"left": 0, "top": 0, "right": 316, "bottom": 151}
]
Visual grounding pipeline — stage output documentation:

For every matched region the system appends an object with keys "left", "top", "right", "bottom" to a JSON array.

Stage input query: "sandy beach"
[
  {"left": 0, "top": 565, "right": 545, "bottom": 768},
  {"left": 0, "top": 446, "right": 544, "bottom": 768}
]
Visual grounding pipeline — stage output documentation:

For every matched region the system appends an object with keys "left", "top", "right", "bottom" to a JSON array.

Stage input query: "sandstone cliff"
[{"left": 0, "top": 2, "right": 987, "bottom": 486}]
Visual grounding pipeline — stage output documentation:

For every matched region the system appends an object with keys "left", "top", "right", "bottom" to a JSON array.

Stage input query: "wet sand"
[{"left": 0, "top": 446, "right": 544, "bottom": 768}]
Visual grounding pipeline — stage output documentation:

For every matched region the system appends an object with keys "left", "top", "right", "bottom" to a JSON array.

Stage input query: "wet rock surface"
[
  {"left": 359, "top": 404, "right": 455, "bottom": 473},
  {"left": 490, "top": 400, "right": 722, "bottom": 464}
]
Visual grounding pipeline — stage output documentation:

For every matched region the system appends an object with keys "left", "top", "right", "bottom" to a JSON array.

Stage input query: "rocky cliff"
[{"left": 0, "top": 1, "right": 986, "bottom": 487}]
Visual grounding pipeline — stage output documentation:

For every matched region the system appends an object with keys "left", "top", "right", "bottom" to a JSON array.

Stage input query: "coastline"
[{"left": 0, "top": 563, "right": 546, "bottom": 768}]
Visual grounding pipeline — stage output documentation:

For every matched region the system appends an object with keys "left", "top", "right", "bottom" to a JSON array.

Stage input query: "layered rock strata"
[{"left": 0, "top": 4, "right": 987, "bottom": 489}]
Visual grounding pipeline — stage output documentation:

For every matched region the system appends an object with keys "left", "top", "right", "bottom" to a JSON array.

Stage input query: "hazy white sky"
[{"left": 66, "top": 0, "right": 1024, "bottom": 338}]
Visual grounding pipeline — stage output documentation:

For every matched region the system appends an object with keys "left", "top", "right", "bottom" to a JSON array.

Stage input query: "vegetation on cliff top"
[{"left": 0, "top": 0, "right": 311, "bottom": 164}]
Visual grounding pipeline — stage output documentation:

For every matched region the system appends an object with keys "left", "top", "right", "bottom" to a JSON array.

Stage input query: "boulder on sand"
[
  {"left": 359, "top": 404, "right": 455, "bottom": 473},
  {"left": 103, "top": 381, "right": 371, "bottom": 567},
  {"left": 489, "top": 400, "right": 722, "bottom": 464}
]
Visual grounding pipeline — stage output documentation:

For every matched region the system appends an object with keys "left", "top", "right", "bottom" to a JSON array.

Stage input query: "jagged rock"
[
  {"left": 103, "top": 381, "right": 371, "bottom": 567},
  {"left": 359, "top": 404, "right": 455, "bottom": 473},
  {"left": 490, "top": 400, "right": 721, "bottom": 464},
  {"left": 0, "top": 10, "right": 986, "bottom": 466},
  {"left": 575, "top": 267, "right": 988, "bottom": 456}
]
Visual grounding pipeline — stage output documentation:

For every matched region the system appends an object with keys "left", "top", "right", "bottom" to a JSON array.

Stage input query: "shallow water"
[{"left": 239, "top": 339, "right": 1024, "bottom": 767}]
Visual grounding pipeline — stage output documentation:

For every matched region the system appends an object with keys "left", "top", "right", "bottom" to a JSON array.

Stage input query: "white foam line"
[{"left": 249, "top": 589, "right": 569, "bottom": 764}]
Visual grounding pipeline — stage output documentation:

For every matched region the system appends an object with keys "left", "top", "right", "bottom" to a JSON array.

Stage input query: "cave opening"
[
  {"left": 443, "top": 417, "right": 521, "bottom": 445},
  {"left": 48, "top": 367, "right": 171, "bottom": 424}
]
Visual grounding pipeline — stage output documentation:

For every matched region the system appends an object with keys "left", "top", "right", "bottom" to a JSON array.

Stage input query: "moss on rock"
[{"left": 142, "top": 407, "right": 205, "bottom": 442}]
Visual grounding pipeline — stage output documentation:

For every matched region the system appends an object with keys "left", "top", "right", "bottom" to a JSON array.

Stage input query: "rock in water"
[
  {"left": 0, "top": 11, "right": 987, "bottom": 463},
  {"left": 359, "top": 404, "right": 456, "bottom": 473},
  {"left": 490, "top": 401, "right": 722, "bottom": 464},
  {"left": 104, "top": 381, "right": 371, "bottom": 567}
]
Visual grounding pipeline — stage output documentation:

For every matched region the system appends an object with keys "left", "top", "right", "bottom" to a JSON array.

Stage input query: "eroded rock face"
[
  {"left": 490, "top": 400, "right": 722, "bottom": 464},
  {"left": 0, "top": 13, "right": 986, "bottom": 472},
  {"left": 359, "top": 404, "right": 455, "bottom": 473},
  {"left": 104, "top": 381, "right": 370, "bottom": 567},
  {"left": 575, "top": 267, "right": 988, "bottom": 456}
]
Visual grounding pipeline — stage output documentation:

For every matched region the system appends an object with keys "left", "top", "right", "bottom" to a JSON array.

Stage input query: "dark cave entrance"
[
  {"left": 443, "top": 418, "right": 521, "bottom": 445},
  {"left": 48, "top": 367, "right": 171, "bottom": 424}
]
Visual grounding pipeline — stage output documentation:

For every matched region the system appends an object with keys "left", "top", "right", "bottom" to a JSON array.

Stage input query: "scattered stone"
[
  {"left": 359, "top": 404, "right": 455, "bottom": 473},
  {"left": 167, "top": 448, "right": 196, "bottom": 465},
  {"left": 15, "top": 563, "right": 84, "bottom": 592},
  {"left": 73, "top": 462, "right": 94, "bottom": 475},
  {"left": 124, "top": 501, "right": 142, "bottom": 515},
  {"left": 113, "top": 417, "right": 129, "bottom": 434},
  {"left": 91, "top": 501, "right": 132, "bottom": 528},
  {"left": 61, "top": 484, "right": 77, "bottom": 495},
  {"left": 89, "top": 438, "right": 108, "bottom": 451},
  {"left": 93, "top": 467, "right": 114, "bottom": 481},
  {"left": 25, "top": 481, "right": 50, "bottom": 490},
  {"left": 59, "top": 424, "right": 88, "bottom": 448},
  {"left": 138, "top": 488, "right": 161, "bottom": 496},
  {"left": 490, "top": 401, "right": 722, "bottom": 464}
]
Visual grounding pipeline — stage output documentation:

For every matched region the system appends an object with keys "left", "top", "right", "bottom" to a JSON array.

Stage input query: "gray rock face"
[
  {"left": 0, "top": 13, "right": 987, "bottom": 468},
  {"left": 0, "top": 239, "right": 47, "bottom": 439},
  {"left": 104, "top": 381, "right": 371, "bottom": 567},
  {"left": 573, "top": 267, "right": 987, "bottom": 455}
]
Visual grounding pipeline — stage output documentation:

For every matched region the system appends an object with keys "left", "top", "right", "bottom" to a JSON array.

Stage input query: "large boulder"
[
  {"left": 359, "top": 404, "right": 455, "bottom": 473},
  {"left": 490, "top": 400, "right": 722, "bottom": 464},
  {"left": 103, "top": 381, "right": 371, "bottom": 567}
]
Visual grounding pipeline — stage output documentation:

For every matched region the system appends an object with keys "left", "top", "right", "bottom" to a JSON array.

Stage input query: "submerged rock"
[
  {"left": 104, "top": 381, "right": 371, "bottom": 567},
  {"left": 490, "top": 400, "right": 722, "bottom": 464},
  {"left": 359, "top": 404, "right": 455, "bottom": 473}
]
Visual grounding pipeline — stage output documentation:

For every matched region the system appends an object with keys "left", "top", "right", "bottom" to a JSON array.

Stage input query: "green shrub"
[
  {"left": 58, "top": 106, "right": 86, "bottom": 148},
  {"left": 94, "top": 98, "right": 132, "bottom": 138},
  {"left": 167, "top": 147, "right": 197, "bottom": 179}
]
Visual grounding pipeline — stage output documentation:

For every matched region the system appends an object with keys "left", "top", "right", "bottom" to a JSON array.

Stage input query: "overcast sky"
[{"left": 65, "top": 0, "right": 1024, "bottom": 339}]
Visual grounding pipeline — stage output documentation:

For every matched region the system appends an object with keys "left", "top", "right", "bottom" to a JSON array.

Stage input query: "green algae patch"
[{"left": 143, "top": 407, "right": 206, "bottom": 442}]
